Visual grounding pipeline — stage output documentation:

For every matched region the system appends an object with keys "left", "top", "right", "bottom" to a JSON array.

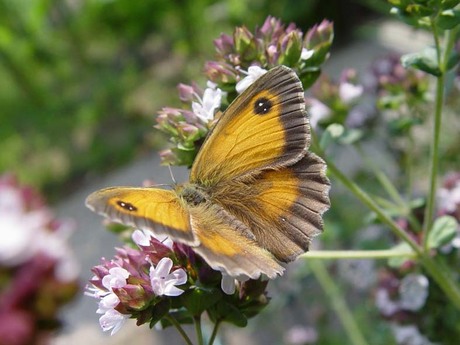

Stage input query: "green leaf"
[
  {"left": 437, "top": 9, "right": 460, "bottom": 30},
  {"left": 338, "top": 128, "right": 363, "bottom": 145},
  {"left": 428, "top": 215, "right": 458, "bottom": 249},
  {"left": 207, "top": 300, "right": 248, "bottom": 327},
  {"left": 447, "top": 51, "right": 460, "bottom": 71},
  {"left": 388, "top": 242, "right": 414, "bottom": 268},
  {"left": 401, "top": 47, "right": 441, "bottom": 76},
  {"left": 441, "top": 0, "right": 460, "bottom": 10},
  {"left": 158, "top": 308, "right": 193, "bottom": 329},
  {"left": 388, "top": 117, "right": 423, "bottom": 136},
  {"left": 320, "top": 123, "right": 344, "bottom": 150},
  {"left": 299, "top": 69, "right": 321, "bottom": 90},
  {"left": 180, "top": 287, "right": 222, "bottom": 316},
  {"left": 148, "top": 298, "right": 171, "bottom": 328},
  {"left": 319, "top": 124, "right": 363, "bottom": 148}
]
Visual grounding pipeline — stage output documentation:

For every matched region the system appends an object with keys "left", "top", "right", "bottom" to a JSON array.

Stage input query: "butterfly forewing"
[
  {"left": 86, "top": 187, "right": 198, "bottom": 246},
  {"left": 190, "top": 65, "right": 309, "bottom": 185}
]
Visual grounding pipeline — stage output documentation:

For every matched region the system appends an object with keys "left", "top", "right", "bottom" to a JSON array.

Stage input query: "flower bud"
[
  {"left": 280, "top": 30, "right": 302, "bottom": 67},
  {"left": 204, "top": 61, "right": 237, "bottom": 84},
  {"left": 213, "top": 33, "right": 234, "bottom": 57},
  {"left": 303, "top": 20, "right": 334, "bottom": 66}
]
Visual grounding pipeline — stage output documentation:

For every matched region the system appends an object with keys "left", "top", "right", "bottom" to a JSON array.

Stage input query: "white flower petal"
[
  {"left": 236, "top": 66, "right": 267, "bottom": 93},
  {"left": 375, "top": 288, "right": 400, "bottom": 316},
  {"left": 307, "top": 99, "right": 331, "bottom": 128},
  {"left": 399, "top": 274, "right": 429, "bottom": 311},
  {"left": 153, "top": 258, "right": 173, "bottom": 278},
  {"left": 99, "top": 309, "right": 128, "bottom": 336},
  {"left": 301, "top": 48, "right": 314, "bottom": 60},
  {"left": 206, "top": 80, "right": 218, "bottom": 89},
  {"left": 97, "top": 293, "right": 120, "bottom": 314},
  {"left": 162, "top": 283, "right": 185, "bottom": 297},
  {"left": 221, "top": 274, "right": 236, "bottom": 295},
  {"left": 150, "top": 258, "right": 187, "bottom": 296},
  {"left": 132, "top": 229, "right": 151, "bottom": 246},
  {"left": 391, "top": 324, "right": 434, "bottom": 345},
  {"left": 102, "top": 267, "right": 129, "bottom": 291},
  {"left": 339, "top": 82, "right": 363, "bottom": 104},
  {"left": 171, "top": 268, "right": 187, "bottom": 285}
]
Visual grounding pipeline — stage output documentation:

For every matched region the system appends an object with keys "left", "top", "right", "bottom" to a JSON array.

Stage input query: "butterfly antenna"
[{"left": 167, "top": 165, "right": 177, "bottom": 185}]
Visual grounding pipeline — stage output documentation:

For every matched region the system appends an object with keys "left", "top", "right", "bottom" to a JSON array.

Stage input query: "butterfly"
[{"left": 86, "top": 65, "right": 330, "bottom": 279}]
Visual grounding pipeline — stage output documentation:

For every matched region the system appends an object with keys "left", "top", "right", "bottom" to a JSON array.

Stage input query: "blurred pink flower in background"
[{"left": 0, "top": 173, "right": 79, "bottom": 345}]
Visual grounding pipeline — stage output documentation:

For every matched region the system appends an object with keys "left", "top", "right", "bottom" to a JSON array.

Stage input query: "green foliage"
[{"left": 427, "top": 216, "right": 458, "bottom": 249}]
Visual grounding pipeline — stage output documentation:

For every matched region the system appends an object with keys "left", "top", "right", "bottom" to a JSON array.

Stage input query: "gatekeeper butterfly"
[{"left": 86, "top": 65, "right": 330, "bottom": 279}]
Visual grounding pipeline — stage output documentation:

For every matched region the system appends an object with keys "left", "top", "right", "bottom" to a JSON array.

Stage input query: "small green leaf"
[
  {"left": 299, "top": 69, "right": 321, "bottom": 90},
  {"left": 207, "top": 300, "right": 248, "bottom": 327},
  {"left": 148, "top": 298, "right": 171, "bottom": 328},
  {"left": 441, "top": 0, "right": 460, "bottom": 10},
  {"left": 388, "top": 242, "right": 414, "bottom": 268},
  {"left": 157, "top": 308, "right": 193, "bottom": 329},
  {"left": 338, "top": 128, "right": 363, "bottom": 145},
  {"left": 319, "top": 123, "right": 344, "bottom": 150},
  {"left": 320, "top": 124, "right": 363, "bottom": 148},
  {"left": 437, "top": 9, "right": 460, "bottom": 30},
  {"left": 401, "top": 48, "right": 441, "bottom": 76},
  {"left": 428, "top": 215, "right": 458, "bottom": 249},
  {"left": 388, "top": 117, "right": 423, "bottom": 136},
  {"left": 447, "top": 51, "right": 460, "bottom": 71},
  {"left": 180, "top": 287, "right": 222, "bottom": 316}
]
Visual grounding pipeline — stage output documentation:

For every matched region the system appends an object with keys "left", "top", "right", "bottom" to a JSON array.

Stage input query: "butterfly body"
[{"left": 86, "top": 66, "right": 330, "bottom": 279}]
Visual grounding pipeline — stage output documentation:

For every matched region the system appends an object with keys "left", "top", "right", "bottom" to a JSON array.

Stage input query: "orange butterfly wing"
[
  {"left": 190, "top": 65, "right": 309, "bottom": 184},
  {"left": 188, "top": 203, "right": 284, "bottom": 279},
  {"left": 211, "top": 152, "right": 330, "bottom": 262},
  {"left": 85, "top": 187, "right": 198, "bottom": 246}
]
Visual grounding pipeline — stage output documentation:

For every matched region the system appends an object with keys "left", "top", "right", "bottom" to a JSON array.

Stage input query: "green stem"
[
  {"left": 194, "top": 315, "right": 204, "bottom": 345},
  {"left": 422, "top": 72, "right": 444, "bottom": 250},
  {"left": 405, "top": 133, "right": 414, "bottom": 197},
  {"left": 165, "top": 314, "right": 194, "bottom": 345},
  {"left": 208, "top": 320, "right": 221, "bottom": 345},
  {"left": 422, "top": 22, "right": 459, "bottom": 250},
  {"left": 309, "top": 260, "right": 368, "bottom": 345},
  {"left": 325, "top": 155, "right": 460, "bottom": 308},
  {"left": 301, "top": 249, "right": 416, "bottom": 260},
  {"left": 355, "top": 144, "right": 422, "bottom": 230},
  {"left": 324, "top": 157, "right": 422, "bottom": 253}
]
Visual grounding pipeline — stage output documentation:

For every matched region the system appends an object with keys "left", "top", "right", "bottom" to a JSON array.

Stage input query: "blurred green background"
[{"left": 0, "top": 0, "right": 381, "bottom": 200}]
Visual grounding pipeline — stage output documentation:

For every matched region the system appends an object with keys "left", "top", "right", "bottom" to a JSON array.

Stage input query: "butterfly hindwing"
[
  {"left": 190, "top": 65, "right": 309, "bottom": 185},
  {"left": 188, "top": 203, "right": 284, "bottom": 279},
  {"left": 86, "top": 187, "right": 198, "bottom": 246},
  {"left": 212, "top": 152, "right": 330, "bottom": 262}
]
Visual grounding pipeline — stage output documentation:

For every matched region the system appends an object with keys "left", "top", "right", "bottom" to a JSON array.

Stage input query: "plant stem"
[
  {"left": 422, "top": 24, "right": 460, "bottom": 250},
  {"left": 422, "top": 72, "right": 444, "bottom": 250},
  {"left": 208, "top": 320, "right": 221, "bottom": 345},
  {"left": 165, "top": 314, "right": 194, "bottom": 345},
  {"left": 325, "top": 155, "right": 460, "bottom": 308},
  {"left": 309, "top": 260, "right": 368, "bottom": 345},
  {"left": 194, "top": 315, "right": 204, "bottom": 345},
  {"left": 324, "top": 157, "right": 422, "bottom": 253},
  {"left": 301, "top": 249, "right": 416, "bottom": 260}
]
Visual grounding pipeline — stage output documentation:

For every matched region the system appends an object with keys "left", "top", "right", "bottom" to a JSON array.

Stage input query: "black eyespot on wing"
[
  {"left": 116, "top": 200, "right": 138, "bottom": 212},
  {"left": 254, "top": 97, "right": 272, "bottom": 115}
]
